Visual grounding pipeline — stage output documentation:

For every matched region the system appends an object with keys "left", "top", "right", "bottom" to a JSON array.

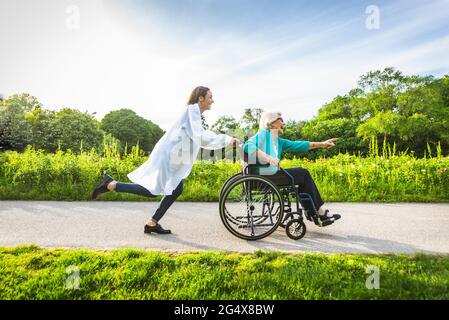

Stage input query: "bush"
[{"left": 0, "top": 146, "right": 448, "bottom": 202}]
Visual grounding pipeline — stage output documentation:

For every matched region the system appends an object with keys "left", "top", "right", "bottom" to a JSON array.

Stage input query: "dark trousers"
[
  {"left": 263, "top": 167, "right": 324, "bottom": 211},
  {"left": 115, "top": 181, "right": 184, "bottom": 222}
]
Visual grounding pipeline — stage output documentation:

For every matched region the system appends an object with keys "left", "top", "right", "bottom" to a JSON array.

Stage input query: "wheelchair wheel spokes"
[
  {"left": 219, "top": 175, "right": 283, "bottom": 240},
  {"left": 285, "top": 218, "right": 306, "bottom": 240},
  {"left": 222, "top": 192, "right": 275, "bottom": 228}
]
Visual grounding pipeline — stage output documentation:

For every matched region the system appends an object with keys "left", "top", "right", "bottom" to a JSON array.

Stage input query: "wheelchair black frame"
[{"left": 242, "top": 164, "right": 320, "bottom": 226}]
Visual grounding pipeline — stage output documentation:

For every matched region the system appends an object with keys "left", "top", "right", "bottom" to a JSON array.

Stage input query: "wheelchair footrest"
[
  {"left": 312, "top": 217, "right": 335, "bottom": 227},
  {"left": 320, "top": 219, "right": 334, "bottom": 227}
]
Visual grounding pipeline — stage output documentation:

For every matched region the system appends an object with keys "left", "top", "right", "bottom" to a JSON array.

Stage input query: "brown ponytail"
[{"left": 187, "top": 86, "right": 210, "bottom": 105}]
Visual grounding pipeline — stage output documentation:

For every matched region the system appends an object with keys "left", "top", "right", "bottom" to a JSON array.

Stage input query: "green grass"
[{"left": 1, "top": 245, "right": 448, "bottom": 299}]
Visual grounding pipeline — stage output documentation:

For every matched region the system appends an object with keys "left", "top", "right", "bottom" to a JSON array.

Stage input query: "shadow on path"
[{"left": 247, "top": 230, "right": 440, "bottom": 254}]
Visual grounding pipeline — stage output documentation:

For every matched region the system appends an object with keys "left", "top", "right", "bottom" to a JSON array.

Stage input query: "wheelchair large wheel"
[
  {"left": 221, "top": 175, "right": 278, "bottom": 226},
  {"left": 220, "top": 172, "right": 272, "bottom": 226},
  {"left": 220, "top": 175, "right": 284, "bottom": 241}
]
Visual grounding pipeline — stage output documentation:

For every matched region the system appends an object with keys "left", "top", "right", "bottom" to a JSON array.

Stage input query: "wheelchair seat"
[{"left": 245, "top": 163, "right": 298, "bottom": 187}]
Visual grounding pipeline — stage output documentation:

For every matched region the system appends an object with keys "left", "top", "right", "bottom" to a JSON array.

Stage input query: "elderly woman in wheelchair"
[{"left": 219, "top": 111, "right": 341, "bottom": 241}]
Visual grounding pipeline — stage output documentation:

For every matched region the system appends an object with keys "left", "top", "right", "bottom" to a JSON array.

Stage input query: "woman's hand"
[
  {"left": 268, "top": 157, "right": 280, "bottom": 167},
  {"left": 229, "top": 138, "right": 243, "bottom": 148},
  {"left": 321, "top": 138, "right": 338, "bottom": 149}
]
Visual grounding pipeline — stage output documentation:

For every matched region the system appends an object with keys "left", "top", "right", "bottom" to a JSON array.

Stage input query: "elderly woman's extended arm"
[
  {"left": 309, "top": 138, "right": 338, "bottom": 150},
  {"left": 308, "top": 141, "right": 325, "bottom": 150},
  {"left": 281, "top": 138, "right": 338, "bottom": 151},
  {"left": 279, "top": 138, "right": 310, "bottom": 153}
]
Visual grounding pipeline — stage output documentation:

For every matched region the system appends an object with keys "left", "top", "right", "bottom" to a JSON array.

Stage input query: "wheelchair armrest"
[
  {"left": 242, "top": 150, "right": 271, "bottom": 166},
  {"left": 243, "top": 151, "right": 292, "bottom": 186},
  {"left": 242, "top": 150, "right": 271, "bottom": 174}
]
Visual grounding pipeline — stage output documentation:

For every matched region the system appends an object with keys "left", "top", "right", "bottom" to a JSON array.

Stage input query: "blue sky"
[{"left": 1, "top": 0, "right": 448, "bottom": 129}]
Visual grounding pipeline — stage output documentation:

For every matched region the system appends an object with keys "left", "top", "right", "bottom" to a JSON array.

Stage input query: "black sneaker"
[
  {"left": 91, "top": 173, "right": 114, "bottom": 200},
  {"left": 320, "top": 209, "right": 341, "bottom": 221},
  {"left": 144, "top": 223, "right": 171, "bottom": 234}
]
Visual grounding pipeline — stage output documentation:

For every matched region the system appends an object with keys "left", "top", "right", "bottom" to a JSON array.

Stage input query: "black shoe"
[
  {"left": 144, "top": 223, "right": 171, "bottom": 234},
  {"left": 320, "top": 209, "right": 341, "bottom": 221},
  {"left": 91, "top": 173, "right": 114, "bottom": 200}
]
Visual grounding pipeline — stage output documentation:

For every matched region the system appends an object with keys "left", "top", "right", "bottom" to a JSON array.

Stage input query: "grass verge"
[{"left": 1, "top": 245, "right": 448, "bottom": 299}]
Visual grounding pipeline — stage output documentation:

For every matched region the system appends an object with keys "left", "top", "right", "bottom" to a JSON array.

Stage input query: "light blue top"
[{"left": 243, "top": 129, "right": 310, "bottom": 175}]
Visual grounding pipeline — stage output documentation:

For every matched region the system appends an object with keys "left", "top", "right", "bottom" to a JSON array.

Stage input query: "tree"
[
  {"left": 316, "top": 96, "right": 354, "bottom": 121},
  {"left": 358, "top": 67, "right": 433, "bottom": 93},
  {"left": 309, "top": 67, "right": 449, "bottom": 156},
  {"left": 358, "top": 67, "right": 404, "bottom": 91},
  {"left": 100, "top": 109, "right": 163, "bottom": 153},
  {"left": 2, "top": 93, "right": 41, "bottom": 113},
  {"left": 354, "top": 68, "right": 434, "bottom": 121},
  {"left": 396, "top": 79, "right": 449, "bottom": 152},
  {"left": 282, "top": 120, "right": 307, "bottom": 141},
  {"left": 356, "top": 111, "right": 402, "bottom": 141},
  {"left": 54, "top": 108, "right": 103, "bottom": 152},
  {"left": 0, "top": 94, "right": 35, "bottom": 151},
  {"left": 211, "top": 116, "right": 239, "bottom": 134},
  {"left": 354, "top": 71, "right": 448, "bottom": 155},
  {"left": 241, "top": 107, "right": 263, "bottom": 133},
  {"left": 25, "top": 107, "right": 60, "bottom": 152},
  {"left": 303, "top": 118, "right": 361, "bottom": 158}
]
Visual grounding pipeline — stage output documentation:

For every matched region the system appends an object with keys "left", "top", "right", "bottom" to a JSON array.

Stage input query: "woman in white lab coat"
[{"left": 92, "top": 86, "right": 241, "bottom": 234}]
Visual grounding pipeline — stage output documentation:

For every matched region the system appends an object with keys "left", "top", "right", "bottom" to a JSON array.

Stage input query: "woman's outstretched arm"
[
  {"left": 308, "top": 138, "right": 339, "bottom": 150},
  {"left": 280, "top": 138, "right": 338, "bottom": 152}
]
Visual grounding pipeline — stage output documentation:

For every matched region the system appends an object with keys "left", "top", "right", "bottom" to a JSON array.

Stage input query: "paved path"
[{"left": 1, "top": 201, "right": 449, "bottom": 254}]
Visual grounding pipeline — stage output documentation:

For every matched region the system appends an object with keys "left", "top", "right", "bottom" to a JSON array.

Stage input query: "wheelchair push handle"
[{"left": 229, "top": 138, "right": 243, "bottom": 148}]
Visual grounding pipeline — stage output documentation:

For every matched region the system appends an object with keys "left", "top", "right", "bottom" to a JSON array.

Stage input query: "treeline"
[
  {"left": 211, "top": 68, "right": 449, "bottom": 158},
  {"left": 1, "top": 67, "right": 448, "bottom": 158},
  {"left": 0, "top": 94, "right": 164, "bottom": 154}
]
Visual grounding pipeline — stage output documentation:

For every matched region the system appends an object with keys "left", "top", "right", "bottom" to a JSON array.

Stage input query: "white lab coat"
[{"left": 127, "top": 104, "right": 232, "bottom": 195}]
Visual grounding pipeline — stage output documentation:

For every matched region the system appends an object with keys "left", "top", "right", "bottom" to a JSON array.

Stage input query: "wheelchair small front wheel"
[{"left": 285, "top": 219, "right": 306, "bottom": 240}]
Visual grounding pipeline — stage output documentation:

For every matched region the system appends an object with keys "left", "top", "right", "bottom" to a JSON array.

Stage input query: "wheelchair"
[{"left": 219, "top": 162, "right": 337, "bottom": 241}]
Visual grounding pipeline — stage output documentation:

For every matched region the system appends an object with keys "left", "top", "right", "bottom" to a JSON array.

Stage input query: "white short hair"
[{"left": 259, "top": 111, "right": 282, "bottom": 130}]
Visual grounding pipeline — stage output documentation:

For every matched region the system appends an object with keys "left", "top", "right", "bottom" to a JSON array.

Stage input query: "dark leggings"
[
  {"left": 264, "top": 167, "right": 324, "bottom": 211},
  {"left": 115, "top": 181, "right": 184, "bottom": 222}
]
